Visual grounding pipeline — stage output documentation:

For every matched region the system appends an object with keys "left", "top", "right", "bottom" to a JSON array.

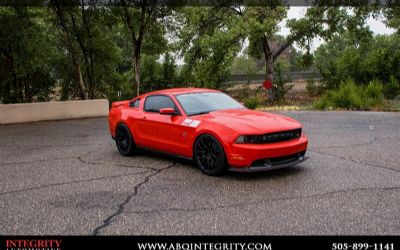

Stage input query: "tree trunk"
[
  {"left": 262, "top": 37, "right": 274, "bottom": 102},
  {"left": 61, "top": 30, "right": 87, "bottom": 100},
  {"left": 7, "top": 48, "right": 21, "bottom": 103},
  {"left": 266, "top": 55, "right": 274, "bottom": 83},
  {"left": 76, "top": 61, "right": 88, "bottom": 100},
  {"left": 266, "top": 56, "right": 274, "bottom": 103},
  {"left": 51, "top": 1, "right": 87, "bottom": 100},
  {"left": 133, "top": 43, "right": 141, "bottom": 97}
]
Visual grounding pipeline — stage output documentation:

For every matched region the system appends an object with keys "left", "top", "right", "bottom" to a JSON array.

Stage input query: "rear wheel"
[
  {"left": 115, "top": 123, "right": 135, "bottom": 156},
  {"left": 194, "top": 134, "right": 227, "bottom": 176}
]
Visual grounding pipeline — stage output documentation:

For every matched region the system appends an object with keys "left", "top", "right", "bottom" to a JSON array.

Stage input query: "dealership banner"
[{"left": 0, "top": 236, "right": 399, "bottom": 250}]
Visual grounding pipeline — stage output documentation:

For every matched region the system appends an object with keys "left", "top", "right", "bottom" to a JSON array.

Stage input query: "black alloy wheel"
[
  {"left": 115, "top": 123, "right": 135, "bottom": 156},
  {"left": 194, "top": 134, "right": 227, "bottom": 176}
]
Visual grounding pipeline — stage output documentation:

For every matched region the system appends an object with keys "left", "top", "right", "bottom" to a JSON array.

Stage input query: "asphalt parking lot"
[{"left": 0, "top": 111, "right": 399, "bottom": 235}]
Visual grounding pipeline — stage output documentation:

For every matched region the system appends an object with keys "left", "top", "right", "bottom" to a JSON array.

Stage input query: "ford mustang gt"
[{"left": 108, "top": 88, "right": 308, "bottom": 175}]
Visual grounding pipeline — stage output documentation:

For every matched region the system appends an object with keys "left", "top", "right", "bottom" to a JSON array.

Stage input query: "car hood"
[{"left": 195, "top": 109, "right": 302, "bottom": 134}]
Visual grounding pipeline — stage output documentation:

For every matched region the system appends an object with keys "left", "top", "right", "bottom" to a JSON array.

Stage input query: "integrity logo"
[{"left": 5, "top": 239, "right": 62, "bottom": 250}]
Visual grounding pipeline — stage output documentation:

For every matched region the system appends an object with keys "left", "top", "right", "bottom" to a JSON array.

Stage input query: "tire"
[
  {"left": 194, "top": 134, "right": 227, "bottom": 176},
  {"left": 115, "top": 123, "right": 135, "bottom": 156}
]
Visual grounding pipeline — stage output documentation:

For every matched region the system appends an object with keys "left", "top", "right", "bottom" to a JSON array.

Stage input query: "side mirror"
[{"left": 159, "top": 107, "right": 177, "bottom": 115}]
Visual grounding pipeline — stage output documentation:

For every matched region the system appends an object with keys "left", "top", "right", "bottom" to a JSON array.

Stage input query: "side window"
[
  {"left": 129, "top": 99, "right": 140, "bottom": 108},
  {"left": 144, "top": 95, "right": 178, "bottom": 113}
]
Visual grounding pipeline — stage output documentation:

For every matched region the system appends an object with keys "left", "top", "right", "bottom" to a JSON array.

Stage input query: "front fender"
[{"left": 192, "top": 123, "right": 238, "bottom": 158}]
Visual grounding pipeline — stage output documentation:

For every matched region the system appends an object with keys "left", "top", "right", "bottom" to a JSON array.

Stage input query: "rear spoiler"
[{"left": 111, "top": 100, "right": 130, "bottom": 108}]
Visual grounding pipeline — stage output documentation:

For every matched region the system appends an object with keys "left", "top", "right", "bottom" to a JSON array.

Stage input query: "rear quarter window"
[{"left": 129, "top": 99, "right": 140, "bottom": 108}]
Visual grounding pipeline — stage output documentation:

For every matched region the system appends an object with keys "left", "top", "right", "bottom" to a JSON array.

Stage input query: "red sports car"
[{"left": 108, "top": 88, "right": 308, "bottom": 175}]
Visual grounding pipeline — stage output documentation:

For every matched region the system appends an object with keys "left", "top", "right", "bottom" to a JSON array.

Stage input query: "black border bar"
[
  {"left": 1, "top": 236, "right": 399, "bottom": 250},
  {"left": 1, "top": 0, "right": 400, "bottom": 6}
]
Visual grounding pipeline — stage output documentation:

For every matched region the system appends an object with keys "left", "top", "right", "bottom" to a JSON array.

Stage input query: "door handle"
[{"left": 143, "top": 116, "right": 146, "bottom": 119}]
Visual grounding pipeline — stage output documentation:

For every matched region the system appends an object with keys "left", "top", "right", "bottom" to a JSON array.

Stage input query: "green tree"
[
  {"left": 50, "top": 1, "right": 127, "bottom": 100},
  {"left": 314, "top": 33, "right": 400, "bottom": 89},
  {"left": 178, "top": 6, "right": 243, "bottom": 89},
  {"left": 178, "top": 4, "right": 367, "bottom": 101},
  {"left": 140, "top": 52, "right": 178, "bottom": 93},
  {"left": 385, "top": 6, "right": 400, "bottom": 33},
  {"left": 113, "top": 0, "right": 171, "bottom": 96},
  {"left": 0, "top": 7, "right": 58, "bottom": 103},
  {"left": 230, "top": 55, "right": 258, "bottom": 83},
  {"left": 272, "top": 58, "right": 292, "bottom": 103},
  {"left": 245, "top": 5, "right": 351, "bottom": 101},
  {"left": 161, "top": 52, "right": 177, "bottom": 89},
  {"left": 141, "top": 54, "right": 161, "bottom": 93},
  {"left": 50, "top": 0, "right": 88, "bottom": 99}
]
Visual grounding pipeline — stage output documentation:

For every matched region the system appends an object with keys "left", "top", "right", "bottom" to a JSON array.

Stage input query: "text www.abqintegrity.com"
[{"left": 137, "top": 243, "right": 272, "bottom": 250}]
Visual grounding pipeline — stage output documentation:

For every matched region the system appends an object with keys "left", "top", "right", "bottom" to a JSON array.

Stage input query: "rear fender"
[{"left": 109, "top": 100, "right": 132, "bottom": 138}]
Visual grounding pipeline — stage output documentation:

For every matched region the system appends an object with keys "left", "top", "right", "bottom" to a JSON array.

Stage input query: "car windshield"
[{"left": 175, "top": 92, "right": 244, "bottom": 116}]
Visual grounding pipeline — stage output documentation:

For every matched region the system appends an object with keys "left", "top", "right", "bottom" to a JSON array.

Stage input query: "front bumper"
[
  {"left": 229, "top": 151, "right": 308, "bottom": 172},
  {"left": 227, "top": 134, "right": 308, "bottom": 170}
]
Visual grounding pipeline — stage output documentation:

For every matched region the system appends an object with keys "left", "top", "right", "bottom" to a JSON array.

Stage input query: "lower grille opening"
[{"left": 251, "top": 151, "right": 306, "bottom": 167}]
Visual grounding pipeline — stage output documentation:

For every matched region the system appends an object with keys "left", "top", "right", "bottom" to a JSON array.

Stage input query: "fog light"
[{"left": 263, "top": 159, "right": 272, "bottom": 167}]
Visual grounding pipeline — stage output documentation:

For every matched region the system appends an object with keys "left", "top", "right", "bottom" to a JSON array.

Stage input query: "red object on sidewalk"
[{"left": 263, "top": 79, "right": 273, "bottom": 89}]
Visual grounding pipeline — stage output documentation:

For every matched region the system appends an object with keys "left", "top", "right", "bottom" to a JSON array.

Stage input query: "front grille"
[
  {"left": 256, "top": 128, "right": 301, "bottom": 144},
  {"left": 251, "top": 151, "right": 306, "bottom": 167}
]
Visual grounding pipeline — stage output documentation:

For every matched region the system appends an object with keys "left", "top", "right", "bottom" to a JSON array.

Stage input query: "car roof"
[{"left": 138, "top": 88, "right": 220, "bottom": 98}]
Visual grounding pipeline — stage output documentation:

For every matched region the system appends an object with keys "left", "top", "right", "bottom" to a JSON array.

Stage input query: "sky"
[{"left": 278, "top": 7, "right": 396, "bottom": 51}]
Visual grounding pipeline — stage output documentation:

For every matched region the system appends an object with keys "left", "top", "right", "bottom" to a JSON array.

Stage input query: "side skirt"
[{"left": 135, "top": 145, "right": 193, "bottom": 162}]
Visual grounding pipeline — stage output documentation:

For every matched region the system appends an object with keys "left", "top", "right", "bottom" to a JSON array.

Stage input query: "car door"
[{"left": 136, "top": 95, "right": 185, "bottom": 155}]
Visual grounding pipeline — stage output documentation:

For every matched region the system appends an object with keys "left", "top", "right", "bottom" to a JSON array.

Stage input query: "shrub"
[
  {"left": 314, "top": 33, "right": 400, "bottom": 90},
  {"left": 314, "top": 79, "right": 384, "bottom": 110},
  {"left": 243, "top": 97, "right": 259, "bottom": 109},
  {"left": 306, "top": 79, "right": 324, "bottom": 97},
  {"left": 383, "top": 76, "right": 400, "bottom": 99},
  {"left": 272, "top": 59, "right": 293, "bottom": 103},
  {"left": 329, "top": 80, "right": 363, "bottom": 109},
  {"left": 362, "top": 80, "right": 384, "bottom": 109}
]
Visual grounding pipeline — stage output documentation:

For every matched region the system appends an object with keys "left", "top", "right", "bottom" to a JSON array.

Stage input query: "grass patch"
[
  {"left": 314, "top": 80, "right": 384, "bottom": 110},
  {"left": 243, "top": 97, "right": 260, "bottom": 109},
  {"left": 384, "top": 99, "right": 400, "bottom": 111},
  {"left": 383, "top": 76, "right": 400, "bottom": 100}
]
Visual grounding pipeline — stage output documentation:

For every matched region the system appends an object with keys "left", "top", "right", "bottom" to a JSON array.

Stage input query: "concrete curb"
[
  {"left": 257, "top": 105, "right": 302, "bottom": 111},
  {"left": 0, "top": 99, "right": 109, "bottom": 125}
]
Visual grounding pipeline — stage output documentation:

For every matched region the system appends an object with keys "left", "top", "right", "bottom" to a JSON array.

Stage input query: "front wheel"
[
  {"left": 115, "top": 123, "right": 135, "bottom": 156},
  {"left": 194, "top": 134, "right": 227, "bottom": 176}
]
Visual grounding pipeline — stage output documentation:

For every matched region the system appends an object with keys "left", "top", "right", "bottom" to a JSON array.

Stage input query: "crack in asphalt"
[
  {"left": 0, "top": 143, "right": 106, "bottom": 149},
  {"left": 77, "top": 156, "right": 159, "bottom": 171},
  {"left": 1, "top": 146, "right": 164, "bottom": 172},
  {"left": 0, "top": 149, "right": 162, "bottom": 196},
  {"left": 309, "top": 150, "right": 400, "bottom": 173},
  {"left": 0, "top": 144, "right": 107, "bottom": 157},
  {"left": 0, "top": 157, "right": 78, "bottom": 167},
  {"left": 0, "top": 171, "right": 152, "bottom": 196},
  {"left": 91, "top": 162, "right": 175, "bottom": 236},
  {"left": 0, "top": 144, "right": 22, "bottom": 148},
  {"left": 306, "top": 133, "right": 400, "bottom": 173},
  {"left": 0, "top": 147, "right": 169, "bottom": 197},
  {"left": 125, "top": 185, "right": 400, "bottom": 215},
  {"left": 0, "top": 148, "right": 99, "bottom": 167}
]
